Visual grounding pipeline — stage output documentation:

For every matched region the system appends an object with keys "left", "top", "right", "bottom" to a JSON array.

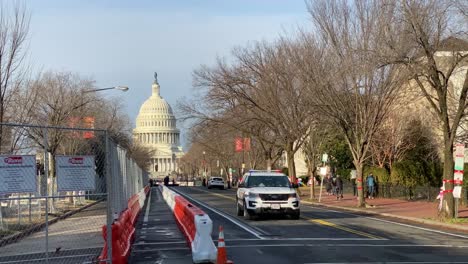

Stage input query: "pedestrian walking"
[
  {"left": 366, "top": 173, "right": 376, "bottom": 199},
  {"left": 331, "top": 176, "right": 337, "bottom": 195},
  {"left": 164, "top": 175, "right": 169, "bottom": 186},
  {"left": 325, "top": 175, "right": 332, "bottom": 195},
  {"left": 336, "top": 175, "right": 344, "bottom": 200}
]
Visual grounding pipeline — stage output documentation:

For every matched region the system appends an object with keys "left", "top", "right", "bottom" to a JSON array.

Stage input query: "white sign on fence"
[
  {"left": 56, "top": 156, "right": 95, "bottom": 191},
  {"left": 0, "top": 155, "right": 36, "bottom": 194}
]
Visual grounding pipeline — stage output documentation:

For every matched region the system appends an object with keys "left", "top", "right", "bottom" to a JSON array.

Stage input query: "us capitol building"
[{"left": 133, "top": 73, "right": 184, "bottom": 179}]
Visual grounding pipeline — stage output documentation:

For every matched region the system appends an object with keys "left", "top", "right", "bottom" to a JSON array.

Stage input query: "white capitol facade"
[{"left": 133, "top": 74, "right": 184, "bottom": 179}]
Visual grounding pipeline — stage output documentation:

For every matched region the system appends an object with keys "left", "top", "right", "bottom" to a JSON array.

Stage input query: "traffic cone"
[{"left": 216, "top": 225, "right": 233, "bottom": 264}]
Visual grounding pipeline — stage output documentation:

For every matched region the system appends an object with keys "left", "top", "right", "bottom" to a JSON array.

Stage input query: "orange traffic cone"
[{"left": 216, "top": 225, "right": 233, "bottom": 264}]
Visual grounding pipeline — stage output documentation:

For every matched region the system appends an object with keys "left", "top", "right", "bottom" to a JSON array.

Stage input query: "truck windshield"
[{"left": 246, "top": 176, "right": 291, "bottom": 188}]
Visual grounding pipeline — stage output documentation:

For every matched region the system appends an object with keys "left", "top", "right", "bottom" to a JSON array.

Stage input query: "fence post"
[
  {"left": 43, "top": 128, "right": 50, "bottom": 264},
  {"left": 105, "top": 131, "right": 113, "bottom": 264}
]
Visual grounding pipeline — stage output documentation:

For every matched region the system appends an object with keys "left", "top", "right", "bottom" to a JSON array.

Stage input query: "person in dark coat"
[
  {"left": 164, "top": 175, "right": 169, "bottom": 186},
  {"left": 325, "top": 175, "right": 333, "bottom": 195},
  {"left": 336, "top": 175, "right": 344, "bottom": 200}
]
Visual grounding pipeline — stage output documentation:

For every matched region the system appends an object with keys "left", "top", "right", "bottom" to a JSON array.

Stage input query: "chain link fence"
[{"left": 0, "top": 123, "right": 147, "bottom": 264}]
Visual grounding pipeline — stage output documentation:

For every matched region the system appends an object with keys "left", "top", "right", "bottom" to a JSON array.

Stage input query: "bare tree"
[
  {"left": 302, "top": 124, "right": 329, "bottom": 198},
  {"left": 4, "top": 75, "right": 39, "bottom": 153},
  {"left": 377, "top": 0, "right": 468, "bottom": 218},
  {"left": 127, "top": 142, "right": 155, "bottom": 171},
  {"left": 369, "top": 113, "right": 416, "bottom": 169},
  {"left": 306, "top": 0, "right": 406, "bottom": 207},
  {"left": 186, "top": 39, "right": 313, "bottom": 181},
  {"left": 0, "top": 2, "right": 30, "bottom": 151}
]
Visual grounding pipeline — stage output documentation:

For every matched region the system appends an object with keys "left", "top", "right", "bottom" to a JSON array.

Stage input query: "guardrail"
[{"left": 159, "top": 185, "right": 217, "bottom": 263}]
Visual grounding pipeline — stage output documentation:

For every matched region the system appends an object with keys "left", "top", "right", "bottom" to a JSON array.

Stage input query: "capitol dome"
[{"left": 133, "top": 73, "right": 184, "bottom": 179}]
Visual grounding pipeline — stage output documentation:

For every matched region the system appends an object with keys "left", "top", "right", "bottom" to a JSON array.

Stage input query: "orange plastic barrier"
[
  {"left": 128, "top": 195, "right": 141, "bottom": 226},
  {"left": 98, "top": 219, "right": 132, "bottom": 264},
  {"left": 98, "top": 186, "right": 149, "bottom": 263},
  {"left": 173, "top": 195, "right": 206, "bottom": 245}
]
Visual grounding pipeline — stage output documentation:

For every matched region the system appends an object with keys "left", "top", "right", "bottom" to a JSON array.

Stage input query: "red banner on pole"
[
  {"left": 235, "top": 137, "right": 243, "bottom": 152},
  {"left": 83, "top": 117, "right": 95, "bottom": 139}
]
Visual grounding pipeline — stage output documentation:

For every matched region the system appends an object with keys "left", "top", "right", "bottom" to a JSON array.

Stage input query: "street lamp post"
[
  {"left": 203, "top": 151, "right": 206, "bottom": 184},
  {"left": 83, "top": 86, "right": 129, "bottom": 93}
]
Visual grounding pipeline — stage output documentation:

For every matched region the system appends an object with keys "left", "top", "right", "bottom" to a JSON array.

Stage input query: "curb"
[
  {"left": 0, "top": 199, "right": 105, "bottom": 247},
  {"left": 301, "top": 200, "right": 468, "bottom": 233}
]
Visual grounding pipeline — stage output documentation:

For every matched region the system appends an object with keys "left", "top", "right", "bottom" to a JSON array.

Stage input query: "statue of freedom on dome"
[{"left": 154, "top": 72, "right": 158, "bottom": 84}]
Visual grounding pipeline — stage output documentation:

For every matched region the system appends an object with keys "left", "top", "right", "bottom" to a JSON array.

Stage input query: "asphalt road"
[
  {"left": 162, "top": 186, "right": 468, "bottom": 264},
  {"left": 129, "top": 187, "right": 192, "bottom": 264}
]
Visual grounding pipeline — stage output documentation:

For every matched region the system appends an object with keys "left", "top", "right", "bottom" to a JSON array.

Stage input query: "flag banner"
[{"left": 235, "top": 137, "right": 243, "bottom": 152}]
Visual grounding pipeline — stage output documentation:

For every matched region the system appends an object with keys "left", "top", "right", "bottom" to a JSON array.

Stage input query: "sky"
[{"left": 26, "top": 0, "right": 311, "bottom": 145}]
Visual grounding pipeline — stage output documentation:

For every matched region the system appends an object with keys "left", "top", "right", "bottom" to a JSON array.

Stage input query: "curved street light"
[{"left": 83, "top": 86, "right": 129, "bottom": 93}]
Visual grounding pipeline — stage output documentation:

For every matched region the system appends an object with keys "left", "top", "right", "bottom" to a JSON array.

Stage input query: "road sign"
[
  {"left": 320, "top": 167, "right": 327, "bottom": 176},
  {"left": 322, "top": 154, "right": 328, "bottom": 163},
  {"left": 453, "top": 144, "right": 464, "bottom": 184}
]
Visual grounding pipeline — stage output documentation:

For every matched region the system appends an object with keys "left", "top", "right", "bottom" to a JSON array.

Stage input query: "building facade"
[{"left": 133, "top": 74, "right": 184, "bottom": 179}]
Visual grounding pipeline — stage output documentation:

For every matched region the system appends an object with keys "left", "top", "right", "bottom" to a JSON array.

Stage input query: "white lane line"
[
  {"left": 304, "top": 262, "right": 468, "bottom": 264},
  {"left": 132, "top": 248, "right": 191, "bottom": 253},
  {"left": 222, "top": 243, "right": 468, "bottom": 248},
  {"left": 302, "top": 202, "right": 468, "bottom": 239},
  {"left": 170, "top": 187, "right": 266, "bottom": 239},
  {"left": 143, "top": 188, "right": 152, "bottom": 223},
  {"left": 133, "top": 241, "right": 187, "bottom": 246}
]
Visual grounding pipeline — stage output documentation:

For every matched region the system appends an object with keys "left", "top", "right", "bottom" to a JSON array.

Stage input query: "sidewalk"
[
  {"left": 299, "top": 187, "right": 468, "bottom": 232},
  {"left": 0, "top": 201, "right": 106, "bottom": 263}
]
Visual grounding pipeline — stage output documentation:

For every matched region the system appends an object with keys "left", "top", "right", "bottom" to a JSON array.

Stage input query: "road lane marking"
[
  {"left": 222, "top": 237, "right": 383, "bottom": 241},
  {"left": 132, "top": 248, "right": 191, "bottom": 253},
  {"left": 143, "top": 188, "right": 152, "bottom": 223},
  {"left": 133, "top": 241, "right": 187, "bottom": 246},
  {"left": 225, "top": 243, "right": 468, "bottom": 248},
  {"left": 170, "top": 187, "right": 266, "bottom": 239},
  {"left": 303, "top": 217, "right": 385, "bottom": 240},
  {"left": 304, "top": 262, "right": 468, "bottom": 264},
  {"left": 192, "top": 187, "right": 236, "bottom": 201},
  {"left": 301, "top": 201, "right": 468, "bottom": 239},
  {"left": 192, "top": 187, "right": 386, "bottom": 240}
]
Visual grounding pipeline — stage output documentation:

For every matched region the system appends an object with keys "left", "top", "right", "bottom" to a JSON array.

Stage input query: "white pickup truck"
[{"left": 236, "top": 170, "right": 300, "bottom": 220}]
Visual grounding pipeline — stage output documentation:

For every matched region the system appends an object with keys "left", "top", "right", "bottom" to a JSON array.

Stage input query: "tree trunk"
[
  {"left": 309, "top": 162, "right": 315, "bottom": 199},
  {"left": 285, "top": 142, "right": 296, "bottom": 182},
  {"left": 440, "top": 144, "right": 455, "bottom": 218},
  {"left": 355, "top": 161, "right": 365, "bottom": 207},
  {"left": 266, "top": 150, "right": 272, "bottom": 171}
]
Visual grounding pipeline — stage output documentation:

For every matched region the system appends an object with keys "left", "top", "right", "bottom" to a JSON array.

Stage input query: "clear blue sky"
[{"left": 26, "top": 0, "right": 310, "bottom": 143}]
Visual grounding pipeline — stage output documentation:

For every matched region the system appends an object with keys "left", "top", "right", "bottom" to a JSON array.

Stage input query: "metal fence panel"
[{"left": 0, "top": 123, "right": 148, "bottom": 264}]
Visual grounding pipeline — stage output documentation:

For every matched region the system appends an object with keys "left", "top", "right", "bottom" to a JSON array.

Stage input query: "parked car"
[{"left": 207, "top": 177, "right": 225, "bottom": 189}]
